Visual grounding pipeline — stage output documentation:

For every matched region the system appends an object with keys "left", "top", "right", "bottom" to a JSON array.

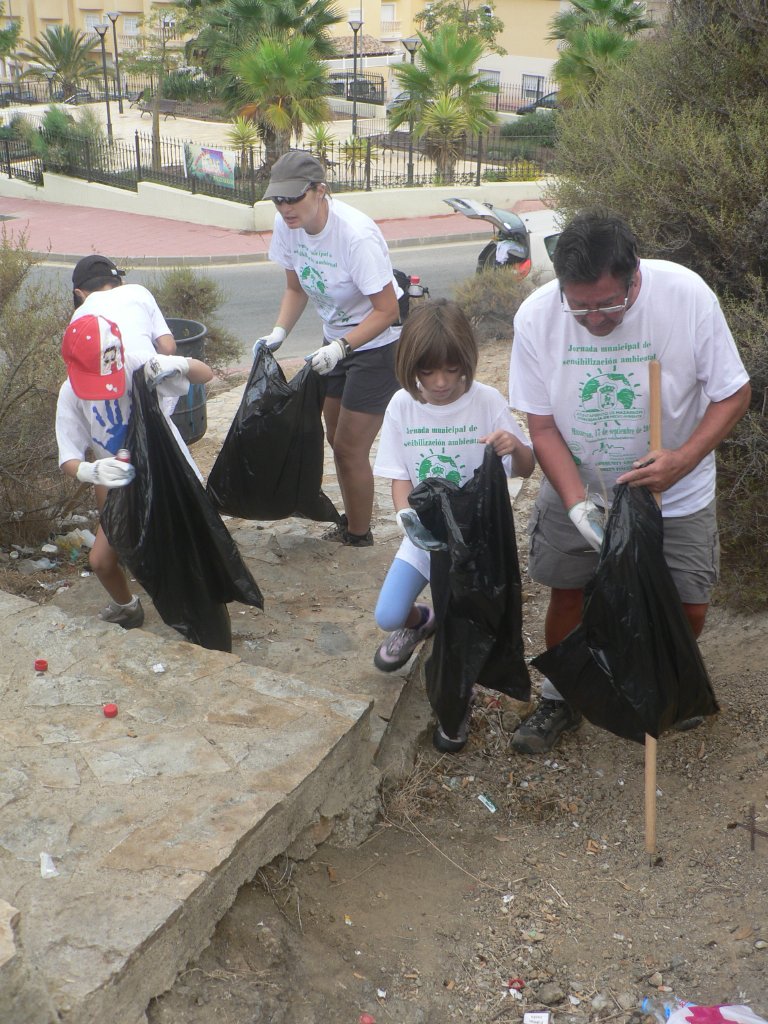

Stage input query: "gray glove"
[
  {"left": 144, "top": 354, "right": 190, "bottom": 389},
  {"left": 396, "top": 508, "right": 447, "bottom": 552},
  {"left": 567, "top": 498, "right": 605, "bottom": 551}
]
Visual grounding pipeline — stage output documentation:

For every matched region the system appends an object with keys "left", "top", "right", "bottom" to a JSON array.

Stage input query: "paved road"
[{"left": 36, "top": 238, "right": 483, "bottom": 363}]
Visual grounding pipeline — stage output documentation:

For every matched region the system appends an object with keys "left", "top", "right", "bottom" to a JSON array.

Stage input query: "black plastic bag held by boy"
[
  {"left": 206, "top": 345, "right": 341, "bottom": 523},
  {"left": 102, "top": 369, "right": 264, "bottom": 653},
  {"left": 533, "top": 484, "right": 718, "bottom": 743},
  {"left": 409, "top": 446, "right": 531, "bottom": 739}
]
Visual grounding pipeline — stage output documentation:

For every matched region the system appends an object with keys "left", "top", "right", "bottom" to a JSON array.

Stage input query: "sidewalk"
[{"left": 0, "top": 189, "right": 499, "bottom": 265}]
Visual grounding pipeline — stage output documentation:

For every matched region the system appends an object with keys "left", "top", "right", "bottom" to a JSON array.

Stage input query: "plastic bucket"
[{"left": 165, "top": 318, "right": 208, "bottom": 445}]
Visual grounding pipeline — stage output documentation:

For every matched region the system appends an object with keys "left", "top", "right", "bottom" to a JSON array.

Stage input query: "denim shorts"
[
  {"left": 527, "top": 484, "right": 720, "bottom": 604},
  {"left": 324, "top": 341, "right": 400, "bottom": 415}
]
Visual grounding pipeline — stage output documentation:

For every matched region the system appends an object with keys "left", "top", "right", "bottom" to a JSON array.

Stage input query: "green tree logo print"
[
  {"left": 580, "top": 373, "right": 636, "bottom": 412},
  {"left": 416, "top": 450, "right": 464, "bottom": 484}
]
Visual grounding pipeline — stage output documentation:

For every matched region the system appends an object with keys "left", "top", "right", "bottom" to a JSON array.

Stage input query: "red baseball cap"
[{"left": 62, "top": 315, "right": 126, "bottom": 400}]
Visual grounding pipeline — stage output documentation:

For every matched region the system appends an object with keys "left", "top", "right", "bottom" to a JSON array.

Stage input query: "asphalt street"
[{"left": 36, "top": 238, "right": 483, "bottom": 363}]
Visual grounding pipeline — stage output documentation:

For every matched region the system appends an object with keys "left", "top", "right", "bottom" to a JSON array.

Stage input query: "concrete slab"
[
  {"left": 0, "top": 360, "right": 425, "bottom": 1024},
  {"left": 0, "top": 600, "right": 373, "bottom": 1024}
]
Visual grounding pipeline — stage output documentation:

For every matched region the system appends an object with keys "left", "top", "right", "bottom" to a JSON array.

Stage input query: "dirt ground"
[{"left": 5, "top": 340, "right": 767, "bottom": 1024}]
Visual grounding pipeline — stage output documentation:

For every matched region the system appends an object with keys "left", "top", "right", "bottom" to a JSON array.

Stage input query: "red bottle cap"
[
  {"left": 34, "top": 659, "right": 48, "bottom": 672},
  {"left": 103, "top": 703, "right": 119, "bottom": 718},
  {"left": 410, "top": 275, "right": 420, "bottom": 283}
]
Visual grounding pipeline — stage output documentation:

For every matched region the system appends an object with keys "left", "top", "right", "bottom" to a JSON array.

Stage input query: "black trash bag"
[
  {"left": 101, "top": 369, "right": 264, "bottom": 653},
  {"left": 533, "top": 484, "right": 718, "bottom": 743},
  {"left": 206, "top": 346, "right": 341, "bottom": 523},
  {"left": 409, "top": 446, "right": 531, "bottom": 738}
]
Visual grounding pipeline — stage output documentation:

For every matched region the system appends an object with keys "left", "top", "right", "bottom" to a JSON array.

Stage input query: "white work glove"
[
  {"left": 144, "top": 354, "right": 190, "bottom": 389},
  {"left": 395, "top": 508, "right": 447, "bottom": 552},
  {"left": 76, "top": 457, "right": 136, "bottom": 489},
  {"left": 567, "top": 498, "right": 605, "bottom": 551},
  {"left": 253, "top": 327, "right": 286, "bottom": 357},
  {"left": 306, "top": 338, "right": 346, "bottom": 375}
]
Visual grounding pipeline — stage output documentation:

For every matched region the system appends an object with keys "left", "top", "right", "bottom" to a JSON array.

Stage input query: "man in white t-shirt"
[{"left": 508, "top": 210, "right": 751, "bottom": 754}]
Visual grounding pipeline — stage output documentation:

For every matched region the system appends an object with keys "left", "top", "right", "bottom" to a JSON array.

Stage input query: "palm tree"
[
  {"left": 389, "top": 26, "right": 498, "bottom": 182},
  {"left": 548, "top": 0, "right": 653, "bottom": 101},
  {"left": 548, "top": 0, "right": 653, "bottom": 42},
  {"left": 553, "top": 24, "right": 637, "bottom": 101},
  {"left": 228, "top": 34, "right": 331, "bottom": 169},
  {"left": 225, "top": 115, "right": 262, "bottom": 177},
  {"left": 18, "top": 25, "right": 101, "bottom": 102},
  {"left": 188, "top": 0, "right": 342, "bottom": 87}
]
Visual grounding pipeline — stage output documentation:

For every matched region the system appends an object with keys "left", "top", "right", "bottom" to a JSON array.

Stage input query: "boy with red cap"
[{"left": 56, "top": 313, "right": 213, "bottom": 629}]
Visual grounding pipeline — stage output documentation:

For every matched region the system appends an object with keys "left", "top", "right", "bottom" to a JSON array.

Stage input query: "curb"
[{"left": 36, "top": 230, "right": 490, "bottom": 268}]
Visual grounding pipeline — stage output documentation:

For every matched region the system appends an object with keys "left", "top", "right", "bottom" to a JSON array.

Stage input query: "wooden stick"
[{"left": 645, "top": 359, "right": 662, "bottom": 857}]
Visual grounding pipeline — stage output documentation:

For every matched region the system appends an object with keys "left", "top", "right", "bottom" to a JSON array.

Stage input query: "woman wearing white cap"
[{"left": 256, "top": 150, "right": 404, "bottom": 547}]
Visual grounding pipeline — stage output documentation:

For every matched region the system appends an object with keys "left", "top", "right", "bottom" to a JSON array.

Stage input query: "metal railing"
[{"left": 0, "top": 109, "right": 557, "bottom": 200}]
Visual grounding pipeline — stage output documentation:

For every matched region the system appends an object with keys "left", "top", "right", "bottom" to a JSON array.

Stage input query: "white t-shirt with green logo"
[
  {"left": 374, "top": 381, "right": 531, "bottom": 574},
  {"left": 509, "top": 259, "right": 749, "bottom": 517},
  {"left": 269, "top": 198, "right": 402, "bottom": 351}
]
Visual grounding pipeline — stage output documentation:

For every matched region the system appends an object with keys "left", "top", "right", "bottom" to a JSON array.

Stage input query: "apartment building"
[{"left": 3, "top": 0, "right": 667, "bottom": 98}]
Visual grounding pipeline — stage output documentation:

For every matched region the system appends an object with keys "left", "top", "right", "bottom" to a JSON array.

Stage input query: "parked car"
[
  {"left": 386, "top": 91, "right": 410, "bottom": 116},
  {"left": 515, "top": 90, "right": 559, "bottom": 115}
]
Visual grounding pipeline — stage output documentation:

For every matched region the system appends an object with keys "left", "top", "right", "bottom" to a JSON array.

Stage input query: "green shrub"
[
  {"left": 144, "top": 267, "right": 242, "bottom": 374},
  {"left": 453, "top": 268, "right": 537, "bottom": 343},
  {"left": 501, "top": 111, "right": 558, "bottom": 148},
  {"left": 0, "top": 230, "right": 74, "bottom": 546}
]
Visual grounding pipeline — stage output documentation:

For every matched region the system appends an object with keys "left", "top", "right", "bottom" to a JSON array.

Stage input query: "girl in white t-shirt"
[{"left": 373, "top": 299, "right": 534, "bottom": 751}]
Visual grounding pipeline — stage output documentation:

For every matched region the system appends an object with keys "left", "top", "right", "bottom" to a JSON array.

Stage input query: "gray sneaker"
[
  {"left": 99, "top": 598, "right": 145, "bottom": 630},
  {"left": 374, "top": 604, "right": 435, "bottom": 672},
  {"left": 510, "top": 698, "right": 581, "bottom": 754}
]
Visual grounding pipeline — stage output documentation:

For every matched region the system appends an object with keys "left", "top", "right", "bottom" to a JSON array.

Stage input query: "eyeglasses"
[
  {"left": 561, "top": 288, "right": 630, "bottom": 318},
  {"left": 270, "top": 184, "right": 315, "bottom": 206}
]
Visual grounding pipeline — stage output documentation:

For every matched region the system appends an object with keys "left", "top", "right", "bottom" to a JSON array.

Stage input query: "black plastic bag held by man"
[
  {"left": 102, "top": 369, "right": 264, "bottom": 653},
  {"left": 409, "top": 446, "right": 531, "bottom": 739},
  {"left": 533, "top": 484, "right": 718, "bottom": 743},
  {"left": 206, "top": 345, "right": 341, "bottom": 523}
]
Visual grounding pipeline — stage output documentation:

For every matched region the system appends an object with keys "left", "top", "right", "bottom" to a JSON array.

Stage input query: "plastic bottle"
[
  {"left": 408, "top": 275, "right": 424, "bottom": 299},
  {"left": 641, "top": 995, "right": 696, "bottom": 1023},
  {"left": 116, "top": 448, "right": 131, "bottom": 462}
]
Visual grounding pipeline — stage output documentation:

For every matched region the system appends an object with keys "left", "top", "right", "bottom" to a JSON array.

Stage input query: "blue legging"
[{"left": 375, "top": 557, "right": 429, "bottom": 632}]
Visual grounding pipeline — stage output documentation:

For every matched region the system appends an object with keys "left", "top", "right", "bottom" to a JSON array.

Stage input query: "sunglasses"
[{"left": 270, "top": 184, "right": 316, "bottom": 206}]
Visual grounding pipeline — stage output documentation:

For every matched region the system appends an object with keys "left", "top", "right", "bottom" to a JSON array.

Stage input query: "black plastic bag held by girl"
[
  {"left": 102, "top": 369, "right": 264, "bottom": 653},
  {"left": 206, "top": 346, "right": 341, "bottom": 523},
  {"left": 409, "top": 446, "right": 531, "bottom": 738},
  {"left": 533, "top": 484, "right": 718, "bottom": 743}
]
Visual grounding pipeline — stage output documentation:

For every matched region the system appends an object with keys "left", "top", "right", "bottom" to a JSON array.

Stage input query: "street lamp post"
[
  {"left": 106, "top": 12, "right": 123, "bottom": 114},
  {"left": 401, "top": 35, "right": 421, "bottom": 186},
  {"left": 94, "top": 24, "right": 113, "bottom": 141},
  {"left": 348, "top": 18, "right": 362, "bottom": 137}
]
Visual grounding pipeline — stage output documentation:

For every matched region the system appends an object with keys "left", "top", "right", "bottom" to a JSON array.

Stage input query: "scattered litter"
[
  {"left": 103, "top": 704, "right": 119, "bottom": 718},
  {"left": 376, "top": 988, "right": 387, "bottom": 999},
  {"left": 477, "top": 793, "right": 497, "bottom": 813},
  {"left": 358, "top": 1015, "right": 376, "bottom": 1024},
  {"left": 569, "top": 995, "right": 581, "bottom": 1006},
  {"left": 41, "top": 543, "right": 58, "bottom": 555},
  {"left": 152, "top": 663, "right": 166, "bottom": 674},
  {"left": 524, "top": 1013, "right": 551, "bottom": 1024},
  {"left": 502, "top": 893, "right": 514, "bottom": 905},
  {"left": 80, "top": 571, "right": 91, "bottom": 577},
  {"left": 507, "top": 978, "right": 525, "bottom": 990},
  {"left": 40, "top": 852, "right": 59, "bottom": 878},
  {"left": 344, "top": 914, "right": 353, "bottom": 926},
  {"left": 34, "top": 659, "right": 48, "bottom": 674}
]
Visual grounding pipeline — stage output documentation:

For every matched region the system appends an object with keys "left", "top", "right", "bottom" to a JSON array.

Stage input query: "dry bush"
[
  {"left": 453, "top": 268, "right": 537, "bottom": 343},
  {"left": 0, "top": 230, "right": 75, "bottom": 546},
  {"left": 145, "top": 267, "right": 243, "bottom": 373}
]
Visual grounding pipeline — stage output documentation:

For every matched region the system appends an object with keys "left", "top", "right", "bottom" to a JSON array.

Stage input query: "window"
[
  {"left": 84, "top": 14, "right": 105, "bottom": 33},
  {"left": 123, "top": 17, "right": 139, "bottom": 36}
]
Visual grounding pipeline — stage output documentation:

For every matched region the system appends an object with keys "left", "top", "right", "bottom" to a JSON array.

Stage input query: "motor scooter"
[{"left": 443, "top": 197, "right": 532, "bottom": 276}]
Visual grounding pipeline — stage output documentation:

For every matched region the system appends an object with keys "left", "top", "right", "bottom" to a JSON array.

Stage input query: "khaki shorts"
[
  {"left": 527, "top": 485, "right": 720, "bottom": 604},
  {"left": 324, "top": 341, "right": 400, "bottom": 415}
]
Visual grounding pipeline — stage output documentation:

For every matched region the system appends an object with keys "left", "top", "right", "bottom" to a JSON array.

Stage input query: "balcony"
[{"left": 379, "top": 20, "right": 402, "bottom": 39}]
